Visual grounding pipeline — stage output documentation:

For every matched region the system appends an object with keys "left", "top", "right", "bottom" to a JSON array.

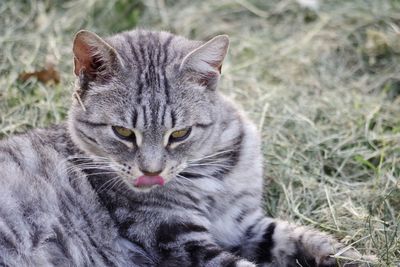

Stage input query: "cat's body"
[
  {"left": 0, "top": 29, "right": 363, "bottom": 267},
  {"left": 0, "top": 125, "right": 150, "bottom": 266}
]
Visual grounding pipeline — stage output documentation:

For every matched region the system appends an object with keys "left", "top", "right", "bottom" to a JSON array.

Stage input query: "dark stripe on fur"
[
  {"left": 184, "top": 240, "right": 205, "bottom": 266},
  {"left": 203, "top": 245, "right": 223, "bottom": 262},
  {"left": 171, "top": 109, "right": 177, "bottom": 128},
  {"left": 220, "top": 255, "right": 240, "bottom": 267},
  {"left": 75, "top": 127, "right": 98, "bottom": 144},
  {"left": 172, "top": 189, "right": 200, "bottom": 205},
  {"left": 156, "top": 223, "right": 215, "bottom": 267},
  {"left": 76, "top": 119, "right": 108, "bottom": 128},
  {"left": 160, "top": 104, "right": 167, "bottom": 126},
  {"left": 136, "top": 79, "right": 144, "bottom": 104},
  {"left": 178, "top": 172, "right": 201, "bottom": 179},
  {"left": 151, "top": 100, "right": 160, "bottom": 126},
  {"left": 195, "top": 122, "right": 214, "bottom": 128},
  {"left": 211, "top": 129, "right": 244, "bottom": 179},
  {"left": 131, "top": 108, "right": 138, "bottom": 128},
  {"left": 48, "top": 225, "right": 72, "bottom": 260},
  {"left": 0, "top": 230, "right": 16, "bottom": 250},
  {"left": 117, "top": 217, "right": 136, "bottom": 237},
  {"left": 87, "top": 235, "right": 117, "bottom": 267},
  {"left": 142, "top": 105, "right": 148, "bottom": 126},
  {"left": 162, "top": 68, "right": 171, "bottom": 104},
  {"left": 0, "top": 147, "right": 22, "bottom": 167},
  {"left": 255, "top": 222, "right": 276, "bottom": 263},
  {"left": 235, "top": 206, "right": 258, "bottom": 223},
  {"left": 162, "top": 35, "right": 174, "bottom": 67},
  {"left": 156, "top": 222, "right": 207, "bottom": 244}
]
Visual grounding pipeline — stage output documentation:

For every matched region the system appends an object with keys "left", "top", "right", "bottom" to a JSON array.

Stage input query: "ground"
[{"left": 0, "top": 0, "right": 399, "bottom": 266}]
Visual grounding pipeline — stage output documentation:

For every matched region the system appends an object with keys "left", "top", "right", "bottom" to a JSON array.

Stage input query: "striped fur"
[
  {"left": 0, "top": 29, "right": 364, "bottom": 266},
  {"left": 0, "top": 126, "right": 150, "bottom": 266}
]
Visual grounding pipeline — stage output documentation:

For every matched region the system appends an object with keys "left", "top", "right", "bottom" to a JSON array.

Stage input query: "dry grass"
[{"left": 1, "top": 0, "right": 399, "bottom": 266}]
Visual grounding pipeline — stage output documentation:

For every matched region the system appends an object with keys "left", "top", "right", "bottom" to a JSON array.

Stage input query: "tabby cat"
[{"left": 0, "top": 29, "right": 364, "bottom": 267}]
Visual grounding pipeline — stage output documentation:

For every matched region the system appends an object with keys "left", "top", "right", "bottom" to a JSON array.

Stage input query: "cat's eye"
[
  {"left": 169, "top": 127, "right": 191, "bottom": 143},
  {"left": 112, "top": 126, "right": 135, "bottom": 140}
]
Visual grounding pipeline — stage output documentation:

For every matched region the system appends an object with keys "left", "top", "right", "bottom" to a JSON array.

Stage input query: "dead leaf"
[{"left": 19, "top": 63, "right": 60, "bottom": 85}]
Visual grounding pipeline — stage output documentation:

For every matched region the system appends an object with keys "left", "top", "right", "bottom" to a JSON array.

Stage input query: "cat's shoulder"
[
  {"left": 0, "top": 124, "right": 73, "bottom": 179},
  {"left": 0, "top": 123, "right": 71, "bottom": 154}
]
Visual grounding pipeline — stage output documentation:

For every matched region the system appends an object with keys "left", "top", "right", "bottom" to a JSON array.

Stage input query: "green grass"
[{"left": 1, "top": 0, "right": 399, "bottom": 265}]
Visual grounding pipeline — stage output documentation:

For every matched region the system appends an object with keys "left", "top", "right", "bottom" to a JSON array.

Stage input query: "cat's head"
[{"left": 68, "top": 29, "right": 230, "bottom": 191}]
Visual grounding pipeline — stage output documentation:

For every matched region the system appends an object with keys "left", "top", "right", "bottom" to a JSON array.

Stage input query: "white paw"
[{"left": 236, "top": 259, "right": 257, "bottom": 267}]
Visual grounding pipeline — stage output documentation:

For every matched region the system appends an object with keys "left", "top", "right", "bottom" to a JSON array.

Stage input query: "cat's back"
[
  {"left": 0, "top": 125, "right": 71, "bottom": 185},
  {"left": 0, "top": 126, "right": 145, "bottom": 266},
  {"left": 0, "top": 125, "right": 80, "bottom": 222}
]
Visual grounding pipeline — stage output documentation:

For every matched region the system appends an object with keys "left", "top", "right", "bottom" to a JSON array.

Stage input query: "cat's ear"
[
  {"left": 180, "top": 35, "right": 229, "bottom": 90},
  {"left": 73, "top": 30, "right": 120, "bottom": 81}
]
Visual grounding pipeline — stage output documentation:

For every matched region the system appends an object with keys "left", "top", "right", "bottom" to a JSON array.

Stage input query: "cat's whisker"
[
  {"left": 82, "top": 171, "right": 117, "bottom": 178},
  {"left": 108, "top": 179, "right": 128, "bottom": 194},
  {"left": 68, "top": 160, "right": 122, "bottom": 169},
  {"left": 70, "top": 162, "right": 113, "bottom": 168},
  {"left": 67, "top": 155, "right": 109, "bottom": 160},
  {"left": 177, "top": 173, "right": 202, "bottom": 182},
  {"left": 64, "top": 155, "right": 128, "bottom": 175},
  {"left": 66, "top": 162, "right": 109, "bottom": 167},
  {"left": 66, "top": 169, "right": 117, "bottom": 183},
  {"left": 103, "top": 178, "right": 123, "bottom": 193},
  {"left": 175, "top": 174, "right": 197, "bottom": 185},
  {"left": 64, "top": 160, "right": 109, "bottom": 167},
  {"left": 97, "top": 176, "right": 121, "bottom": 194},
  {"left": 63, "top": 165, "right": 118, "bottom": 183},
  {"left": 178, "top": 170, "right": 222, "bottom": 181},
  {"left": 188, "top": 149, "right": 236, "bottom": 163},
  {"left": 66, "top": 160, "right": 111, "bottom": 166},
  {"left": 66, "top": 156, "right": 115, "bottom": 164},
  {"left": 187, "top": 163, "right": 231, "bottom": 169},
  {"left": 70, "top": 167, "right": 109, "bottom": 172},
  {"left": 182, "top": 161, "right": 232, "bottom": 178}
]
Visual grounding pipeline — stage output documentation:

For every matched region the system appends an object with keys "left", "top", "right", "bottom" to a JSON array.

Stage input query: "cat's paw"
[
  {"left": 298, "top": 229, "right": 376, "bottom": 267},
  {"left": 313, "top": 245, "right": 376, "bottom": 267},
  {"left": 235, "top": 259, "right": 256, "bottom": 267}
]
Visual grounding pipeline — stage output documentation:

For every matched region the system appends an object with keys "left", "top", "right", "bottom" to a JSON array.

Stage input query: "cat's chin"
[
  {"left": 126, "top": 183, "right": 165, "bottom": 193},
  {"left": 123, "top": 176, "right": 171, "bottom": 193}
]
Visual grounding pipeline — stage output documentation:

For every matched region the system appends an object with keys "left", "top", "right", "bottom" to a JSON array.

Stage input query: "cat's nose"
[{"left": 139, "top": 168, "right": 162, "bottom": 176}]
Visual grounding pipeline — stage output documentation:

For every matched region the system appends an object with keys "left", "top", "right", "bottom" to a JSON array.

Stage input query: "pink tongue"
[{"left": 134, "top": 176, "right": 165, "bottom": 187}]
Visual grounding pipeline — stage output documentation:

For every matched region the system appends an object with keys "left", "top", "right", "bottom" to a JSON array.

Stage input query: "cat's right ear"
[{"left": 73, "top": 30, "right": 120, "bottom": 82}]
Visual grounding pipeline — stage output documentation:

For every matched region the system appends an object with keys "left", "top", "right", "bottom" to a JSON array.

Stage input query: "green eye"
[
  {"left": 169, "top": 127, "right": 191, "bottom": 142},
  {"left": 112, "top": 126, "right": 135, "bottom": 140}
]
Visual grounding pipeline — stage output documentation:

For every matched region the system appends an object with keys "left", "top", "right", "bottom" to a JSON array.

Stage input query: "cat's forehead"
[
  {"left": 108, "top": 30, "right": 201, "bottom": 71},
  {"left": 106, "top": 31, "right": 198, "bottom": 97}
]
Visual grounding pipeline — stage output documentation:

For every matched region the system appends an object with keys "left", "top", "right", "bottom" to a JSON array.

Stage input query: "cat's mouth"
[{"left": 133, "top": 175, "right": 165, "bottom": 188}]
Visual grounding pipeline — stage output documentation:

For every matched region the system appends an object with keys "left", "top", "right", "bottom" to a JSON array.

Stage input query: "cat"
[{"left": 0, "top": 29, "right": 365, "bottom": 267}]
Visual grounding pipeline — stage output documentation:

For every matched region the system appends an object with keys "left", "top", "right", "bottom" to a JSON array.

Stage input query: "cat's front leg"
[
  {"left": 239, "top": 216, "right": 364, "bottom": 267},
  {"left": 156, "top": 221, "right": 255, "bottom": 267}
]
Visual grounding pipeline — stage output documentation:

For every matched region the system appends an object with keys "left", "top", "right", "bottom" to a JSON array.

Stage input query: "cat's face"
[{"left": 68, "top": 30, "right": 229, "bottom": 191}]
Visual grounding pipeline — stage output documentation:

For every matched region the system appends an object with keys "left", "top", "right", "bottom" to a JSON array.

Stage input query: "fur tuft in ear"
[
  {"left": 73, "top": 30, "right": 120, "bottom": 82},
  {"left": 180, "top": 35, "right": 229, "bottom": 90}
]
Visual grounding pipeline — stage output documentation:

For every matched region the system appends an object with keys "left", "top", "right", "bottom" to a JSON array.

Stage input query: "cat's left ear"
[{"left": 180, "top": 35, "right": 229, "bottom": 90}]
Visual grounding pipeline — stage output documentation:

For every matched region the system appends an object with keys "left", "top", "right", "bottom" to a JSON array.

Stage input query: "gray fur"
[
  {"left": 0, "top": 126, "right": 150, "bottom": 266},
  {"left": 0, "top": 29, "right": 363, "bottom": 267}
]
